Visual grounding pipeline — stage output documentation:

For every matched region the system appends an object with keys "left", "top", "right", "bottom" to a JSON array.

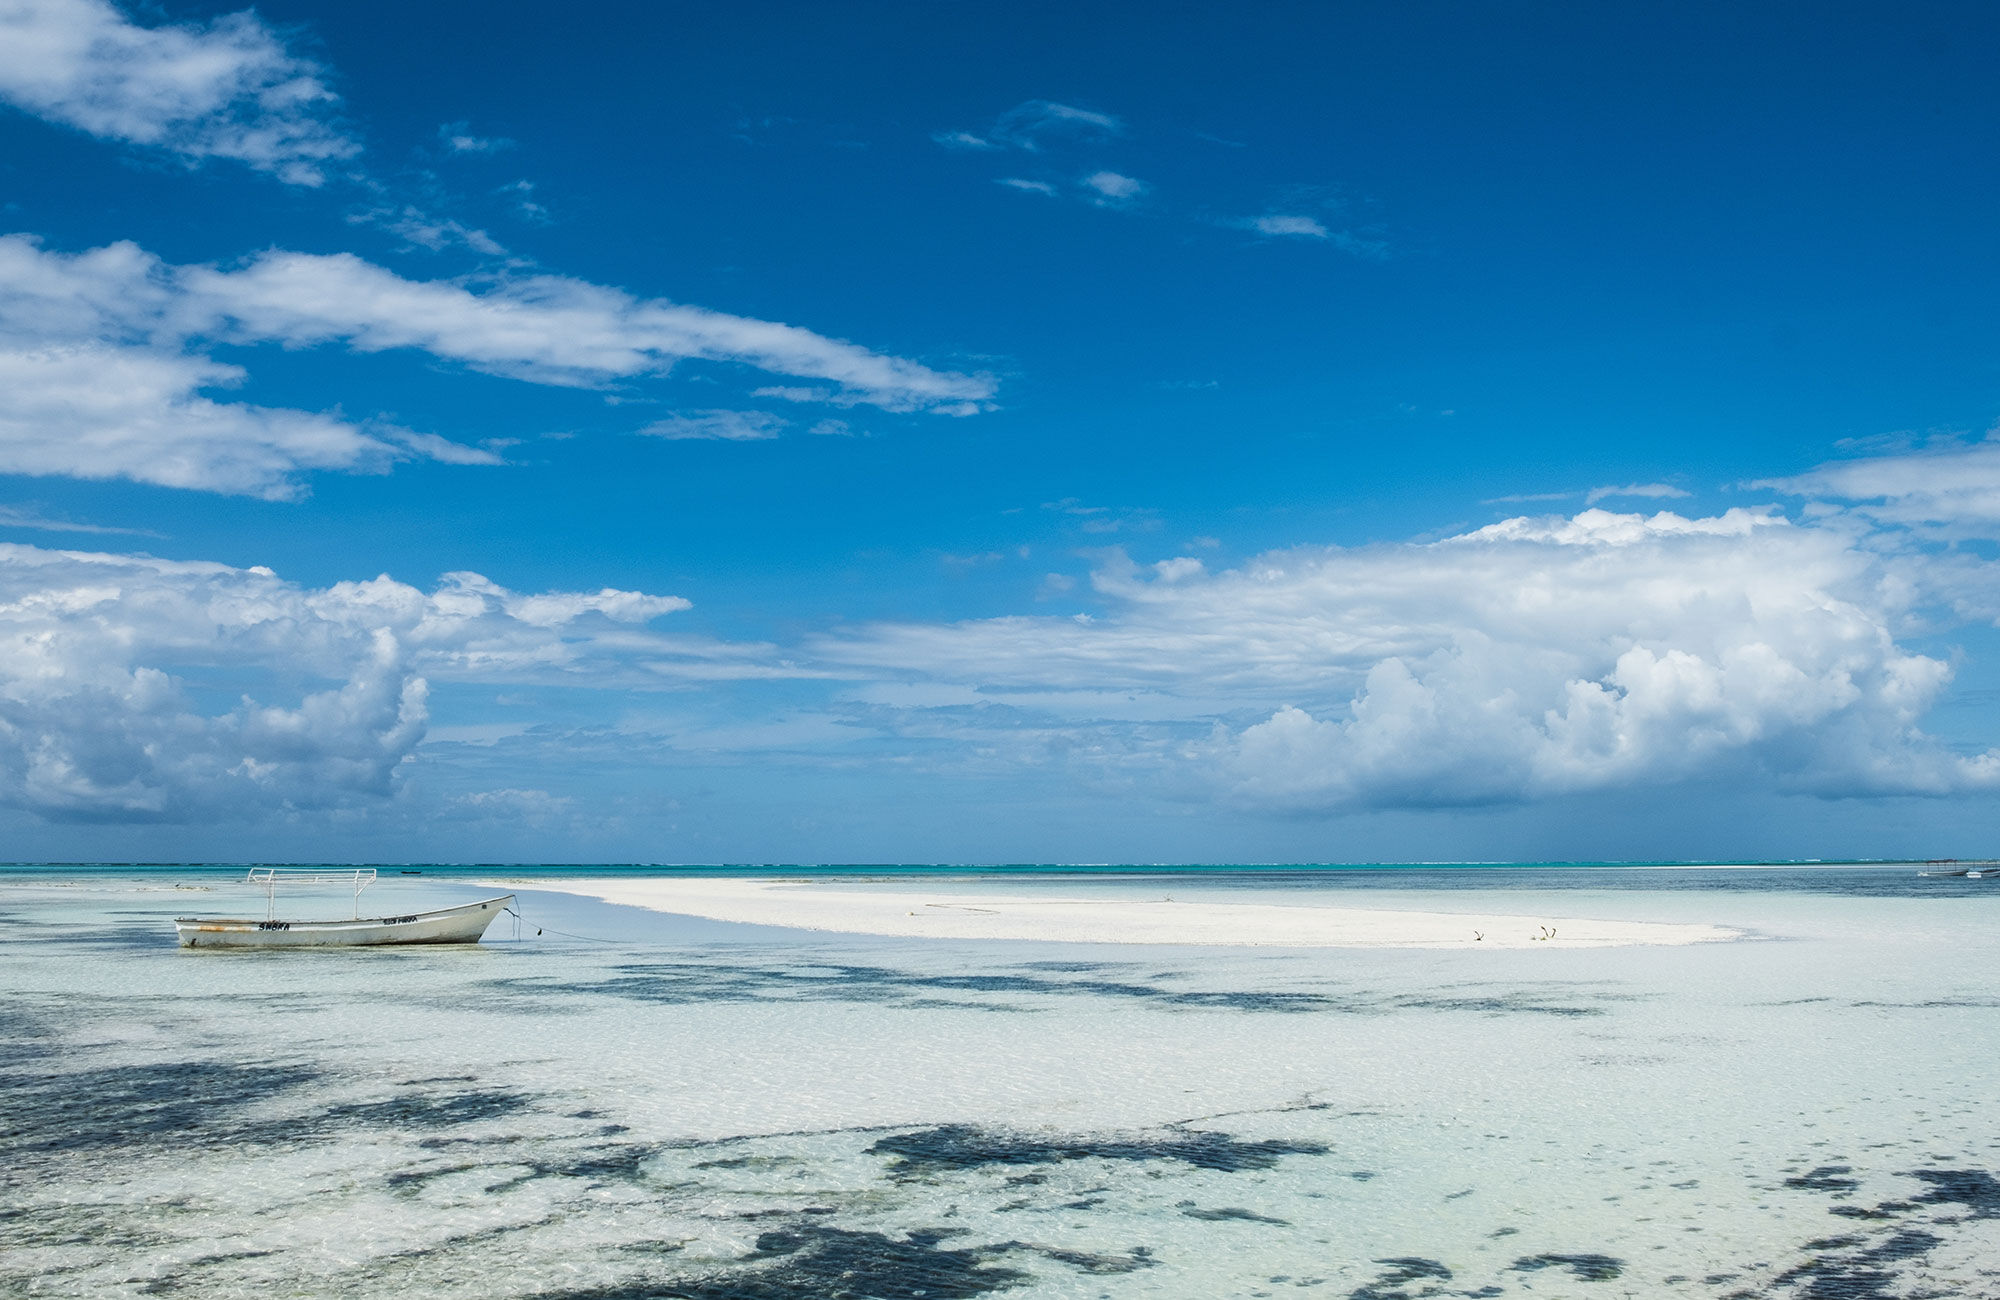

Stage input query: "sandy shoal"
[{"left": 500, "top": 877, "right": 1742, "bottom": 949}]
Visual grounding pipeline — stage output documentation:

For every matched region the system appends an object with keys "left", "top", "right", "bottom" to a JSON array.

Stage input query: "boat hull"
[{"left": 174, "top": 895, "right": 514, "bottom": 948}]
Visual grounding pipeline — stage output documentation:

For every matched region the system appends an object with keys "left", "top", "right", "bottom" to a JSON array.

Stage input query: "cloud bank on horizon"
[{"left": 6, "top": 481, "right": 1997, "bottom": 828}]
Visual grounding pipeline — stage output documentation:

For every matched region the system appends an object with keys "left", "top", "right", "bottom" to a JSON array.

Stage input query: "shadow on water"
[
  {"left": 867, "top": 1124, "right": 1328, "bottom": 1174},
  {"left": 490, "top": 960, "right": 1626, "bottom": 1019},
  {"left": 0, "top": 1057, "right": 323, "bottom": 1157},
  {"left": 1347, "top": 1256, "right": 1457, "bottom": 1300},
  {"left": 0, "top": 1034, "right": 533, "bottom": 1163},
  {"left": 1764, "top": 1158, "right": 2000, "bottom": 1299},
  {"left": 1509, "top": 1253, "right": 1623, "bottom": 1281},
  {"left": 528, "top": 1226, "right": 1031, "bottom": 1300}
]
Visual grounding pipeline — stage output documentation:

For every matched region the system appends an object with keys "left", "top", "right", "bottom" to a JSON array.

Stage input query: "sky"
[{"left": 4, "top": 0, "right": 2000, "bottom": 863}]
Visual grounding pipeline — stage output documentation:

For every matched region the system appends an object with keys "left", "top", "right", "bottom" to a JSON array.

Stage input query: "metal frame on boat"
[
  {"left": 1919, "top": 859, "right": 2000, "bottom": 879},
  {"left": 174, "top": 868, "right": 514, "bottom": 948}
]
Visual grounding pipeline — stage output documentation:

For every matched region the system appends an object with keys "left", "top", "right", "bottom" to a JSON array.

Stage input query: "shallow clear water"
[{"left": 6, "top": 866, "right": 2000, "bottom": 1298}]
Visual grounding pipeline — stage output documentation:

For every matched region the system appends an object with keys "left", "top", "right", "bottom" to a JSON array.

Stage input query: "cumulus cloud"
[
  {"left": 0, "top": 233, "right": 995, "bottom": 494},
  {"left": 13, "top": 505, "right": 1998, "bottom": 827},
  {"left": 0, "top": 543, "right": 703, "bottom": 821},
  {"left": 0, "top": 0, "right": 357, "bottom": 184},
  {"left": 817, "top": 507, "right": 2000, "bottom": 810}
]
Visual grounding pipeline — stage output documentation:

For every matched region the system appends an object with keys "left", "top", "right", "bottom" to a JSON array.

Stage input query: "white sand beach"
[{"left": 499, "top": 876, "right": 1742, "bottom": 948}]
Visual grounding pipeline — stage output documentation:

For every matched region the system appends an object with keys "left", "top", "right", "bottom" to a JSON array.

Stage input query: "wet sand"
[{"left": 498, "top": 876, "right": 1742, "bottom": 948}]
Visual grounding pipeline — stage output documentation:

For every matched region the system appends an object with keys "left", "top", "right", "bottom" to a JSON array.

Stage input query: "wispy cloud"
[
  {"left": 1226, "top": 200, "right": 1389, "bottom": 257},
  {"left": 1240, "top": 214, "right": 1329, "bottom": 239},
  {"left": 639, "top": 410, "right": 787, "bottom": 442},
  {"left": 1081, "top": 170, "right": 1146, "bottom": 205},
  {"left": 438, "top": 120, "right": 512, "bottom": 154},
  {"left": 0, "top": 233, "right": 996, "bottom": 495},
  {"left": 995, "top": 100, "right": 1122, "bottom": 148},
  {"left": 935, "top": 100, "right": 1123, "bottom": 155},
  {"left": 346, "top": 205, "right": 505, "bottom": 255},
  {"left": 1043, "top": 497, "right": 1159, "bottom": 533},
  {"left": 932, "top": 129, "right": 1000, "bottom": 152},
  {"left": 996, "top": 177, "right": 1058, "bottom": 196},
  {"left": 1236, "top": 217, "right": 1388, "bottom": 257},
  {"left": 0, "top": 0, "right": 358, "bottom": 185},
  {"left": 1483, "top": 490, "right": 1579, "bottom": 505},
  {"left": 496, "top": 179, "right": 549, "bottom": 223},
  {"left": 0, "top": 504, "right": 161, "bottom": 537},
  {"left": 1757, "top": 433, "right": 2000, "bottom": 530},
  {"left": 1585, "top": 482, "right": 1692, "bottom": 505}
]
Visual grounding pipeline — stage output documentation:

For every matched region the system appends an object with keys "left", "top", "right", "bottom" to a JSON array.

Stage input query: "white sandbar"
[{"left": 501, "top": 877, "right": 1742, "bottom": 949}]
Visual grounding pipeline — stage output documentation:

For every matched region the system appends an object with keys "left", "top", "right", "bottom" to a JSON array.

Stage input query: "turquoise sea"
[{"left": 6, "top": 864, "right": 2000, "bottom": 1299}]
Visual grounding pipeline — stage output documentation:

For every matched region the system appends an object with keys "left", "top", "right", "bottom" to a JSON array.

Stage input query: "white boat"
[
  {"left": 1919, "top": 859, "right": 2000, "bottom": 879},
  {"left": 174, "top": 869, "right": 514, "bottom": 948}
]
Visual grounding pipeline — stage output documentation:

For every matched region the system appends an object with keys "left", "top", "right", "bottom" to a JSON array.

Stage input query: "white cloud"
[
  {"left": 1081, "top": 171, "right": 1145, "bottom": 204},
  {"left": 497, "top": 178, "right": 549, "bottom": 223},
  {"left": 0, "top": 234, "right": 498, "bottom": 498},
  {"left": 1226, "top": 213, "right": 1387, "bottom": 257},
  {"left": 432, "top": 571, "right": 691, "bottom": 628},
  {"left": 931, "top": 129, "right": 998, "bottom": 151},
  {"left": 1328, "top": 231, "right": 1390, "bottom": 259},
  {"left": 167, "top": 246, "right": 995, "bottom": 412},
  {"left": 0, "top": 232, "right": 995, "bottom": 494},
  {"left": 0, "top": 342, "right": 459, "bottom": 497},
  {"left": 0, "top": 0, "right": 357, "bottom": 184},
  {"left": 639, "top": 410, "right": 786, "bottom": 441},
  {"left": 348, "top": 205, "right": 505, "bottom": 256},
  {"left": 438, "top": 120, "right": 511, "bottom": 154},
  {"left": 0, "top": 505, "right": 158, "bottom": 536},
  {"left": 1585, "top": 482, "right": 1691, "bottom": 505},
  {"left": 13, "top": 506, "right": 1995, "bottom": 826},
  {"left": 1759, "top": 435, "right": 2000, "bottom": 531},
  {"left": 996, "top": 177, "right": 1058, "bottom": 196},
  {"left": 1242, "top": 214, "right": 1329, "bottom": 239},
  {"left": 0, "top": 546, "right": 650, "bottom": 820},
  {"left": 0, "top": 542, "right": 712, "bottom": 821},
  {"left": 938, "top": 100, "right": 1123, "bottom": 155},
  {"left": 817, "top": 507, "right": 2000, "bottom": 809},
  {"left": 445, "top": 788, "right": 570, "bottom": 822},
  {"left": 992, "top": 99, "right": 1123, "bottom": 150}
]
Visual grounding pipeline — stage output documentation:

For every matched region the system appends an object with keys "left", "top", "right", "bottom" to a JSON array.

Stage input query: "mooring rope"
[{"left": 502, "top": 902, "right": 619, "bottom": 943}]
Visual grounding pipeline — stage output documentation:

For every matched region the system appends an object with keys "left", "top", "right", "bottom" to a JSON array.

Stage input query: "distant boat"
[
  {"left": 173, "top": 868, "right": 513, "bottom": 948},
  {"left": 1919, "top": 859, "right": 2000, "bottom": 879}
]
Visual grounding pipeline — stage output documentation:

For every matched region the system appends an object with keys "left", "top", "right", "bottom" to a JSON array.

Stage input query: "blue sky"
[{"left": 4, "top": 0, "right": 2000, "bottom": 863}]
